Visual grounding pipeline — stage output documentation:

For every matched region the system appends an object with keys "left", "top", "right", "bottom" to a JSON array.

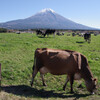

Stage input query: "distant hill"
[{"left": 0, "top": 8, "right": 99, "bottom": 30}]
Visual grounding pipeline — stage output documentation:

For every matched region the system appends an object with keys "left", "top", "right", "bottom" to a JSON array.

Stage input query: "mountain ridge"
[{"left": 0, "top": 8, "right": 99, "bottom": 30}]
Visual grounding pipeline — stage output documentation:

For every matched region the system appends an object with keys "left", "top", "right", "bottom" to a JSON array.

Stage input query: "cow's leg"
[
  {"left": 88, "top": 38, "right": 91, "bottom": 43},
  {"left": 31, "top": 66, "right": 38, "bottom": 87},
  {"left": 40, "top": 73, "right": 46, "bottom": 86},
  {"left": 63, "top": 75, "right": 69, "bottom": 91},
  {"left": 69, "top": 75, "right": 74, "bottom": 93}
]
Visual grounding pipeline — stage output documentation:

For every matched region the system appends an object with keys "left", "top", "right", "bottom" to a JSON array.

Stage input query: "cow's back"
[{"left": 35, "top": 48, "right": 80, "bottom": 75}]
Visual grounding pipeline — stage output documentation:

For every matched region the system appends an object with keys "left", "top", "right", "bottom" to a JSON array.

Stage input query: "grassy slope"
[{"left": 0, "top": 33, "right": 100, "bottom": 100}]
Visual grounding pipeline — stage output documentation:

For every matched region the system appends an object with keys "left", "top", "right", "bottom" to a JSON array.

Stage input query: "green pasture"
[{"left": 0, "top": 33, "right": 100, "bottom": 100}]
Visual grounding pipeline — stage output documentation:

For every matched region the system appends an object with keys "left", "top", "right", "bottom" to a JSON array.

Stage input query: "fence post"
[{"left": 0, "top": 63, "right": 1, "bottom": 91}]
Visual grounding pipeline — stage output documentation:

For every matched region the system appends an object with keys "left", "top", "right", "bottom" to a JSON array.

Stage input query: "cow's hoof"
[
  {"left": 63, "top": 87, "right": 66, "bottom": 91},
  {"left": 31, "top": 84, "right": 33, "bottom": 87},
  {"left": 91, "top": 92, "right": 95, "bottom": 95},
  {"left": 30, "top": 82, "right": 33, "bottom": 87},
  {"left": 43, "top": 83, "right": 47, "bottom": 86}
]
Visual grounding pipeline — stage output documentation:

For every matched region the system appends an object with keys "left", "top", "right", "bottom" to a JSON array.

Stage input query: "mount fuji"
[{"left": 0, "top": 8, "right": 98, "bottom": 30}]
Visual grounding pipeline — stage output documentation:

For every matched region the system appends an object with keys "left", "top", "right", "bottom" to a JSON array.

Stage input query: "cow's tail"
[
  {"left": 31, "top": 51, "right": 37, "bottom": 87},
  {"left": 78, "top": 53, "right": 81, "bottom": 70},
  {"left": 32, "top": 52, "right": 36, "bottom": 71}
]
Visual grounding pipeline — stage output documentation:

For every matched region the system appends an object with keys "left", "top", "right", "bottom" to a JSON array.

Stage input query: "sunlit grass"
[{"left": 0, "top": 33, "right": 100, "bottom": 99}]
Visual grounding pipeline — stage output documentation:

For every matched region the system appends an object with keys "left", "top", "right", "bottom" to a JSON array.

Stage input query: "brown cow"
[{"left": 31, "top": 48, "right": 97, "bottom": 94}]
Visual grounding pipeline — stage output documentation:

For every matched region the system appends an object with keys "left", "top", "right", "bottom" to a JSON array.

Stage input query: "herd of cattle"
[
  {"left": 36, "top": 29, "right": 65, "bottom": 37},
  {"left": 16, "top": 29, "right": 99, "bottom": 43},
  {"left": 36, "top": 29, "right": 55, "bottom": 37},
  {"left": 35, "top": 29, "right": 99, "bottom": 43}
]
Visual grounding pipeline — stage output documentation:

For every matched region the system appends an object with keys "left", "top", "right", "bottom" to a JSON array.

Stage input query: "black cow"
[
  {"left": 84, "top": 33, "right": 91, "bottom": 43},
  {"left": 44, "top": 29, "right": 55, "bottom": 37},
  {"left": 36, "top": 30, "right": 44, "bottom": 36},
  {"left": 56, "top": 32, "right": 64, "bottom": 36},
  {"left": 72, "top": 33, "right": 76, "bottom": 37},
  {"left": 56, "top": 32, "right": 61, "bottom": 36}
]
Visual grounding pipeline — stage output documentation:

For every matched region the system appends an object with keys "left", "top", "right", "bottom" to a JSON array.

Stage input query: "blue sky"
[{"left": 0, "top": 0, "right": 100, "bottom": 28}]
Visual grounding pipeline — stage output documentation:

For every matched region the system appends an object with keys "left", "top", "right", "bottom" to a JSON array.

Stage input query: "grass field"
[{"left": 0, "top": 33, "right": 100, "bottom": 100}]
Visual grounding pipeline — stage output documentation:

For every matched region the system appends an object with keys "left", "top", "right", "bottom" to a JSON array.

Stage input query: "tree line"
[{"left": 0, "top": 28, "right": 7, "bottom": 33}]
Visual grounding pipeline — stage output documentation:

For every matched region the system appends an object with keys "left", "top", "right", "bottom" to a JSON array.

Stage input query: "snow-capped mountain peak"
[{"left": 40, "top": 8, "right": 55, "bottom": 13}]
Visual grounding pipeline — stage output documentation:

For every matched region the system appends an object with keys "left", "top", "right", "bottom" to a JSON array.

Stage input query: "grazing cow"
[
  {"left": 56, "top": 32, "right": 61, "bottom": 36},
  {"left": 72, "top": 33, "right": 76, "bottom": 37},
  {"left": 94, "top": 32, "right": 99, "bottom": 36},
  {"left": 44, "top": 29, "right": 55, "bottom": 37},
  {"left": 62, "top": 32, "right": 65, "bottom": 35},
  {"left": 56, "top": 32, "right": 65, "bottom": 36},
  {"left": 31, "top": 48, "right": 97, "bottom": 94},
  {"left": 84, "top": 33, "right": 91, "bottom": 43},
  {"left": 36, "top": 30, "right": 44, "bottom": 36}
]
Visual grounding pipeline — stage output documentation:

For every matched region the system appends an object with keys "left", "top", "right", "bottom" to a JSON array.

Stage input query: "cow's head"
[{"left": 85, "top": 78, "right": 97, "bottom": 94}]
